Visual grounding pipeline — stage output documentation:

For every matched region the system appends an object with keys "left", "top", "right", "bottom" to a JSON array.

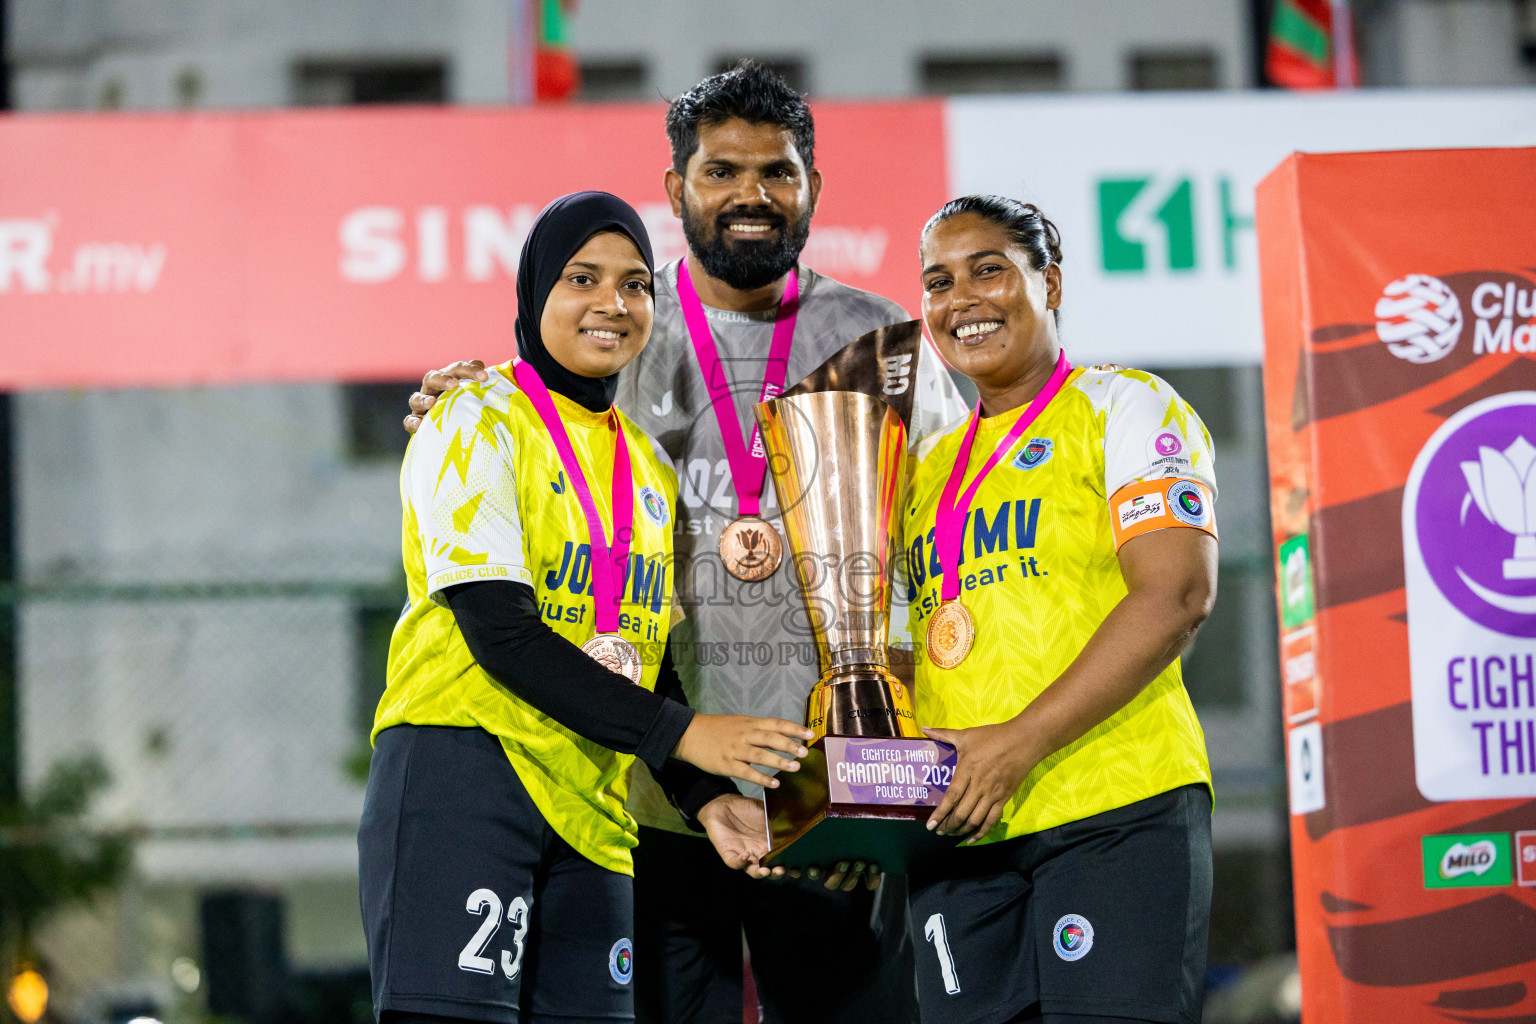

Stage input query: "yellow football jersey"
[
  {"left": 376, "top": 360, "right": 678, "bottom": 876},
  {"left": 904, "top": 365, "right": 1216, "bottom": 842}
]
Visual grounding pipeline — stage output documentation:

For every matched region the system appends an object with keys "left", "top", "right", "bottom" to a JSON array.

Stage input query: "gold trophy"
[{"left": 753, "top": 324, "right": 957, "bottom": 869}]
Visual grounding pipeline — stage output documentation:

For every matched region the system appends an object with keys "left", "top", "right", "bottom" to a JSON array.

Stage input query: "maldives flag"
[
  {"left": 535, "top": 0, "right": 580, "bottom": 102},
  {"left": 1267, "top": 0, "right": 1357, "bottom": 88}
]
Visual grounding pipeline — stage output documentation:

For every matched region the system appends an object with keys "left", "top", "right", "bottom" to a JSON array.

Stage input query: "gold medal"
[
  {"left": 718, "top": 515, "right": 784, "bottom": 582},
  {"left": 925, "top": 600, "right": 975, "bottom": 670},
  {"left": 581, "top": 634, "right": 643, "bottom": 684}
]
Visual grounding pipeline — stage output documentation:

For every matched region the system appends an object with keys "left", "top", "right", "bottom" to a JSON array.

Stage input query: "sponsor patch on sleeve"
[{"left": 1109, "top": 477, "right": 1217, "bottom": 550}]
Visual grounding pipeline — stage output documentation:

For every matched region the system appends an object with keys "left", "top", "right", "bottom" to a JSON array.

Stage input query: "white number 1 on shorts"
[{"left": 923, "top": 913, "right": 962, "bottom": 995}]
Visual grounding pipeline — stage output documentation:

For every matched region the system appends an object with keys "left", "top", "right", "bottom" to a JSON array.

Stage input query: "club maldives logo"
[
  {"left": 1376, "top": 274, "right": 1463, "bottom": 363},
  {"left": 1376, "top": 273, "right": 1536, "bottom": 363},
  {"left": 609, "top": 937, "right": 633, "bottom": 984},
  {"left": 1052, "top": 914, "right": 1094, "bottom": 961},
  {"left": 1407, "top": 393, "right": 1536, "bottom": 638},
  {"left": 639, "top": 485, "right": 669, "bottom": 526},
  {"left": 1168, "top": 481, "right": 1210, "bottom": 527},
  {"left": 1012, "top": 437, "right": 1053, "bottom": 470}
]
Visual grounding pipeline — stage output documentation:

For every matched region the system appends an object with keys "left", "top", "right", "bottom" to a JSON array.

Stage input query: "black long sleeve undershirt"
[{"left": 445, "top": 580, "right": 734, "bottom": 825}]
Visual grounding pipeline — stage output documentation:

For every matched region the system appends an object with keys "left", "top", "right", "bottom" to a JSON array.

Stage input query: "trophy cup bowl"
[{"left": 755, "top": 390, "right": 957, "bottom": 870}]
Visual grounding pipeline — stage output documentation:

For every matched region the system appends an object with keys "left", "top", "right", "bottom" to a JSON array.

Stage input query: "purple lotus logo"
[
  {"left": 1154, "top": 432, "right": 1183, "bottom": 457},
  {"left": 1409, "top": 393, "right": 1536, "bottom": 637},
  {"left": 1461, "top": 436, "right": 1536, "bottom": 579}
]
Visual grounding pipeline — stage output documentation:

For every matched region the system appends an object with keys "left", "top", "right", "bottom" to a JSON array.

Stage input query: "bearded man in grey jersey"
[{"left": 404, "top": 61, "right": 965, "bottom": 1024}]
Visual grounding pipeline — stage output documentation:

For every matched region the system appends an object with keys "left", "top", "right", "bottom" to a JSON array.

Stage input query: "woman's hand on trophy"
[
  {"left": 921, "top": 722, "right": 1038, "bottom": 842},
  {"left": 673, "top": 714, "right": 813, "bottom": 789},
  {"left": 403, "top": 359, "right": 488, "bottom": 433},
  {"left": 697, "top": 793, "right": 784, "bottom": 879}
]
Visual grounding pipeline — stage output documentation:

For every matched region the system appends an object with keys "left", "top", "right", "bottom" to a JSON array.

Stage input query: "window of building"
[
  {"left": 1522, "top": 0, "right": 1536, "bottom": 76},
  {"left": 293, "top": 60, "right": 448, "bottom": 106},
  {"left": 920, "top": 54, "right": 1065, "bottom": 94},
  {"left": 1522, "top": 0, "right": 1536, "bottom": 67},
  {"left": 175, "top": 67, "right": 205, "bottom": 108},
  {"left": 579, "top": 59, "right": 650, "bottom": 102},
  {"left": 97, "top": 78, "right": 125, "bottom": 110},
  {"left": 1130, "top": 50, "right": 1219, "bottom": 91},
  {"left": 344, "top": 382, "right": 418, "bottom": 462},
  {"left": 713, "top": 57, "right": 807, "bottom": 94}
]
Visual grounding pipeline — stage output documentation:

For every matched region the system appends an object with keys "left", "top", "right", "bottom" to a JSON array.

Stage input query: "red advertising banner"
[
  {"left": 0, "top": 101, "right": 946, "bottom": 389},
  {"left": 1258, "top": 148, "right": 1536, "bottom": 1022}
]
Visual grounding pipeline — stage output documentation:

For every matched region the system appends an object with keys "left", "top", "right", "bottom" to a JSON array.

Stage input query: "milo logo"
[
  {"left": 1421, "top": 832, "right": 1513, "bottom": 888},
  {"left": 1440, "top": 840, "right": 1498, "bottom": 880}
]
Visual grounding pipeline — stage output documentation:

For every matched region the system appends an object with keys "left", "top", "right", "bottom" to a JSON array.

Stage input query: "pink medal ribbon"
[
  {"left": 677, "top": 259, "right": 799, "bottom": 517},
  {"left": 935, "top": 350, "right": 1072, "bottom": 602},
  {"left": 513, "top": 361, "right": 633, "bottom": 633}
]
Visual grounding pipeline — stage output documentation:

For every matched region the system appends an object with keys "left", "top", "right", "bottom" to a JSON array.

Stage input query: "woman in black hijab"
[{"left": 358, "top": 192, "right": 812, "bottom": 1024}]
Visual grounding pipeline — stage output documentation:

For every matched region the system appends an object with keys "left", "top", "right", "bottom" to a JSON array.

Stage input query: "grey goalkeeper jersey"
[{"left": 616, "top": 259, "right": 967, "bottom": 830}]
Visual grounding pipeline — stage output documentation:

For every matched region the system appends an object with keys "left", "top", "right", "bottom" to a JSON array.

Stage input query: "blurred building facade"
[
  {"left": 8, "top": 0, "right": 1535, "bottom": 111},
  {"left": 4, "top": 0, "right": 1535, "bottom": 1020}
]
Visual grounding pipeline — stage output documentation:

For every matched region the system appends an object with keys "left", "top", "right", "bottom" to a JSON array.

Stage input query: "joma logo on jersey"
[{"left": 544, "top": 543, "right": 669, "bottom": 614}]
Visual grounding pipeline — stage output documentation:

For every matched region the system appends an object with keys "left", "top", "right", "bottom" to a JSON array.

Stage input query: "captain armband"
[{"left": 1108, "top": 478, "right": 1217, "bottom": 551}]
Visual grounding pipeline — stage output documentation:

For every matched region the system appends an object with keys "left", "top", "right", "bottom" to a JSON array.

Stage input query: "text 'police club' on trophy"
[{"left": 753, "top": 322, "right": 958, "bottom": 870}]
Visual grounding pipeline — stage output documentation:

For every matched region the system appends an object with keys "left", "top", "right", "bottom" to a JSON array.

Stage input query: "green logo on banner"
[
  {"left": 1096, "top": 176, "right": 1254, "bottom": 274},
  {"left": 1422, "top": 833, "right": 1513, "bottom": 889},
  {"left": 1278, "top": 535, "right": 1315, "bottom": 629}
]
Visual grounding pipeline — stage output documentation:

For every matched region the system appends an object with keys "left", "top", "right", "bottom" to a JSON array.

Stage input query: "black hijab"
[{"left": 515, "top": 191, "right": 655, "bottom": 412}]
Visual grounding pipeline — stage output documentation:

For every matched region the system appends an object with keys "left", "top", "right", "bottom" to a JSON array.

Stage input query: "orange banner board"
[
  {"left": 1258, "top": 147, "right": 1536, "bottom": 1022},
  {"left": 0, "top": 102, "right": 946, "bottom": 389}
]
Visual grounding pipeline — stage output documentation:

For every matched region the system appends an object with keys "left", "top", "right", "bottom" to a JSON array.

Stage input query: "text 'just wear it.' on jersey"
[
  {"left": 615, "top": 259, "right": 968, "bottom": 832},
  {"left": 904, "top": 365, "right": 1217, "bottom": 840},
  {"left": 377, "top": 361, "right": 679, "bottom": 876}
]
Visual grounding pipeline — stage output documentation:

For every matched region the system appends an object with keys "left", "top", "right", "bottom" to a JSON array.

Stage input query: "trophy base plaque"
[{"left": 765, "top": 736, "right": 958, "bottom": 871}]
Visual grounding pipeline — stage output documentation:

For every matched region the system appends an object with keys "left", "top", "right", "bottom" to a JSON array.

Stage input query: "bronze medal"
[
  {"left": 582, "top": 633, "right": 643, "bottom": 684},
  {"left": 925, "top": 600, "right": 975, "bottom": 671},
  {"left": 719, "top": 515, "right": 784, "bottom": 582}
]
